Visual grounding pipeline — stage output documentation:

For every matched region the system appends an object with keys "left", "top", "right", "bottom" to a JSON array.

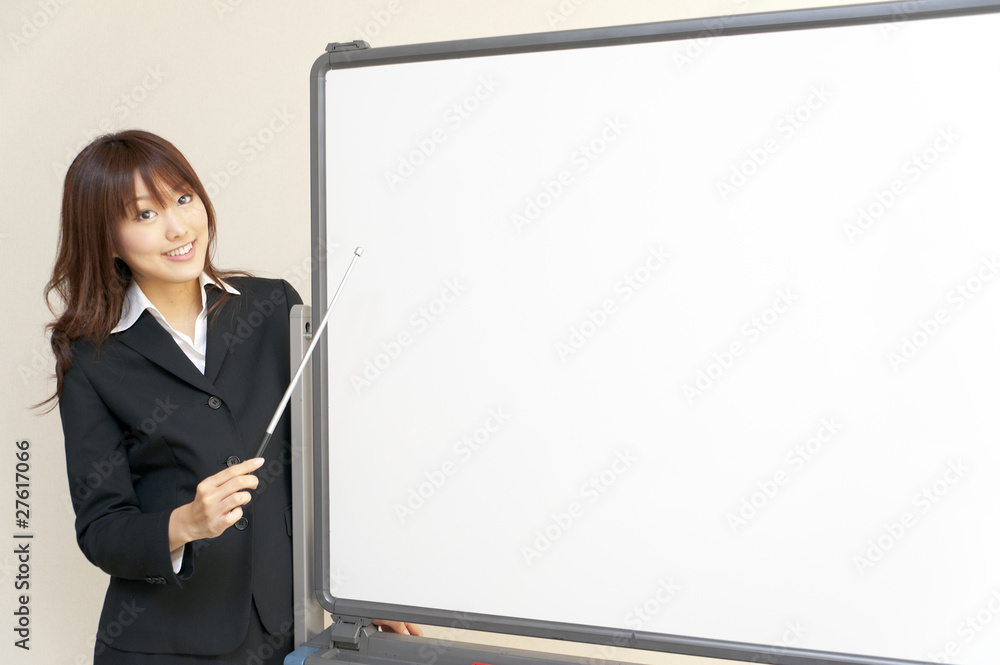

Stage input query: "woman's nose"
[{"left": 162, "top": 209, "right": 186, "bottom": 238}]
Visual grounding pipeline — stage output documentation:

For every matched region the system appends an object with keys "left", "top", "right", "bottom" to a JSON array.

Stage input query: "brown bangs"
[{"left": 96, "top": 135, "right": 212, "bottom": 228}]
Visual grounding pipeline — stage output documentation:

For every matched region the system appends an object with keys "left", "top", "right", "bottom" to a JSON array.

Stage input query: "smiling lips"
[{"left": 164, "top": 241, "right": 194, "bottom": 259}]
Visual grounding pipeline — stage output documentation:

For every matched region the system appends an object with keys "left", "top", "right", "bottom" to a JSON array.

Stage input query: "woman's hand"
[
  {"left": 168, "top": 457, "right": 264, "bottom": 550},
  {"left": 372, "top": 620, "right": 424, "bottom": 636}
]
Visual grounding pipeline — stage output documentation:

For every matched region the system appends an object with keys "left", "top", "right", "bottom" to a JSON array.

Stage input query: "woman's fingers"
[
  {"left": 211, "top": 457, "right": 265, "bottom": 487},
  {"left": 222, "top": 490, "right": 252, "bottom": 513},
  {"left": 372, "top": 620, "right": 424, "bottom": 636},
  {"left": 224, "top": 505, "right": 244, "bottom": 526},
  {"left": 188, "top": 458, "right": 265, "bottom": 539}
]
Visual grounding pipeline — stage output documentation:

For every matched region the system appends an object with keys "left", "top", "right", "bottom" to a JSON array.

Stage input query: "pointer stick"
[{"left": 254, "top": 246, "right": 364, "bottom": 459}]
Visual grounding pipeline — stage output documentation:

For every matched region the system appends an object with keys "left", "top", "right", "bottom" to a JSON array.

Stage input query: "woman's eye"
[
  {"left": 137, "top": 209, "right": 156, "bottom": 221},
  {"left": 178, "top": 194, "right": 193, "bottom": 205}
]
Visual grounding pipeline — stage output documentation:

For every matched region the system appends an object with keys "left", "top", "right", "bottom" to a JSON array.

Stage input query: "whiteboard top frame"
[
  {"left": 308, "top": 0, "right": 1000, "bottom": 76},
  {"left": 308, "top": 2, "right": 1000, "bottom": 664}
]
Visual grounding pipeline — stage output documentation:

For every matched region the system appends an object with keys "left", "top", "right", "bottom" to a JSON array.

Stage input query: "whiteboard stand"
[{"left": 289, "top": 304, "right": 326, "bottom": 646}]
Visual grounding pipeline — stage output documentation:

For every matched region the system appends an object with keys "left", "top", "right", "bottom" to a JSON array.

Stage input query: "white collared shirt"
[
  {"left": 112, "top": 273, "right": 240, "bottom": 373},
  {"left": 112, "top": 272, "right": 240, "bottom": 573}
]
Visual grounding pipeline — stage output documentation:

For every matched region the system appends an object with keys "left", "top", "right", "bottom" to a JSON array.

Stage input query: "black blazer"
[{"left": 60, "top": 277, "right": 301, "bottom": 656}]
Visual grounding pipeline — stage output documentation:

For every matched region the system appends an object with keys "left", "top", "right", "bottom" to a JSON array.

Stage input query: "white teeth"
[{"left": 165, "top": 242, "right": 193, "bottom": 257}]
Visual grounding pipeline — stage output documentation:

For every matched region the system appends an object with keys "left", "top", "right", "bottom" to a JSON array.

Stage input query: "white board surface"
[{"left": 322, "top": 11, "right": 1000, "bottom": 665}]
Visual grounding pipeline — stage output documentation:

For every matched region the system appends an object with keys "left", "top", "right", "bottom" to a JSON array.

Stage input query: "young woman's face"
[{"left": 115, "top": 177, "right": 209, "bottom": 292}]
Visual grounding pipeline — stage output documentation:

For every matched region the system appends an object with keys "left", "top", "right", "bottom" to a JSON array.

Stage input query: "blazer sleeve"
[{"left": 60, "top": 353, "right": 187, "bottom": 588}]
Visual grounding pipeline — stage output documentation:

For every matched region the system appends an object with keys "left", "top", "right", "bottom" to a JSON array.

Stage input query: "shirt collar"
[{"left": 111, "top": 273, "right": 240, "bottom": 334}]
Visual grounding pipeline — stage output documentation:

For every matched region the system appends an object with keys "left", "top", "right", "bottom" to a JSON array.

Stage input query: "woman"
[{"left": 45, "top": 130, "right": 417, "bottom": 663}]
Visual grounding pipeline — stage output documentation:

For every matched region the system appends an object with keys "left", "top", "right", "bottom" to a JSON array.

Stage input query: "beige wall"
[{"left": 1, "top": 1, "right": 881, "bottom": 663}]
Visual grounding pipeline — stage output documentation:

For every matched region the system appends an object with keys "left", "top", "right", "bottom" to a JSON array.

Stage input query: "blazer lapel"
[
  {"left": 204, "top": 285, "right": 236, "bottom": 385},
  {"left": 115, "top": 311, "right": 219, "bottom": 395}
]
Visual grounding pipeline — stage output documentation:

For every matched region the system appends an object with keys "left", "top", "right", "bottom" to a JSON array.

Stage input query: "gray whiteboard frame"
[{"left": 309, "top": 2, "right": 1000, "bottom": 663}]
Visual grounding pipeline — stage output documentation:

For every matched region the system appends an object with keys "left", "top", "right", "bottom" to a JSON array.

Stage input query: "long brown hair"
[{"left": 41, "top": 130, "right": 244, "bottom": 408}]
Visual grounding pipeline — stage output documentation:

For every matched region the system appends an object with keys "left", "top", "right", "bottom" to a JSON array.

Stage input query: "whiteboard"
[{"left": 317, "top": 5, "right": 1000, "bottom": 664}]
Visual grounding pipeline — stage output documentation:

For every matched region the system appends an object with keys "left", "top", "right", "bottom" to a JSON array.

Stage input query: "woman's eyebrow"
[{"left": 133, "top": 183, "right": 189, "bottom": 202}]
